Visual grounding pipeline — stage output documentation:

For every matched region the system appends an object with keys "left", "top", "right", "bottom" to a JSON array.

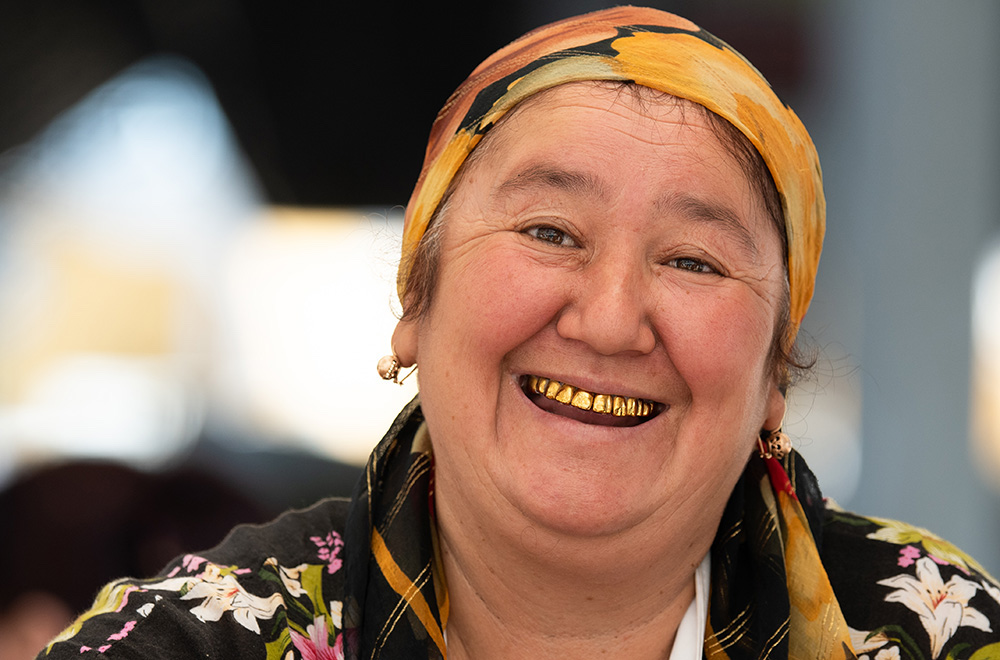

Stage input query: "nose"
[{"left": 555, "top": 252, "right": 657, "bottom": 355}]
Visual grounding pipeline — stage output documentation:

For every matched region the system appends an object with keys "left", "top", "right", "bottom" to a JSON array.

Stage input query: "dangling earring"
[
  {"left": 377, "top": 349, "right": 416, "bottom": 385},
  {"left": 757, "top": 427, "right": 791, "bottom": 460}
]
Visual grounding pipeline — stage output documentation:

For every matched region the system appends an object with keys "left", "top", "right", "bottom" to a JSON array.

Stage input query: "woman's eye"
[
  {"left": 669, "top": 257, "right": 716, "bottom": 274},
  {"left": 526, "top": 225, "right": 578, "bottom": 247}
]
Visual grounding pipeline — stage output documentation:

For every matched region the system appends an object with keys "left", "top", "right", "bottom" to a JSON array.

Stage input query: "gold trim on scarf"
[{"left": 371, "top": 527, "right": 447, "bottom": 656}]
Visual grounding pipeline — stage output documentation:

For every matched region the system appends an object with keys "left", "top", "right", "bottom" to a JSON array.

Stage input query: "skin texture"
[{"left": 393, "top": 82, "right": 787, "bottom": 659}]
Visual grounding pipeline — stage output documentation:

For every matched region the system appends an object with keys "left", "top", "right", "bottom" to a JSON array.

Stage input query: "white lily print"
[
  {"left": 265, "top": 557, "right": 308, "bottom": 597},
  {"left": 872, "top": 648, "right": 901, "bottom": 660},
  {"left": 183, "top": 575, "right": 284, "bottom": 633},
  {"left": 878, "top": 556, "right": 992, "bottom": 658},
  {"left": 329, "top": 600, "right": 343, "bottom": 629},
  {"left": 146, "top": 563, "right": 285, "bottom": 634},
  {"left": 849, "top": 627, "right": 889, "bottom": 653}
]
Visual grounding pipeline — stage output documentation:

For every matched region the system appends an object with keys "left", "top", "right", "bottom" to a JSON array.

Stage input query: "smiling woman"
[
  {"left": 393, "top": 84, "right": 786, "bottom": 550},
  {"left": 391, "top": 84, "right": 788, "bottom": 655},
  {"left": 37, "top": 7, "right": 1000, "bottom": 660}
]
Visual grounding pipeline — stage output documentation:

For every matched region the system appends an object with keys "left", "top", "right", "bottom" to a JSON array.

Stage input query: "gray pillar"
[{"left": 807, "top": 1, "right": 1000, "bottom": 573}]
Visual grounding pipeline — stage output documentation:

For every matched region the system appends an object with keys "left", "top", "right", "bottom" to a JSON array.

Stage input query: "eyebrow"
[
  {"left": 492, "top": 165, "right": 760, "bottom": 260},
  {"left": 659, "top": 193, "right": 759, "bottom": 260},
  {"left": 494, "top": 164, "right": 607, "bottom": 200}
]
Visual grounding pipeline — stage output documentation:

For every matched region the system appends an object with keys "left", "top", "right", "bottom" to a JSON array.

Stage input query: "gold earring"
[
  {"left": 757, "top": 427, "right": 791, "bottom": 460},
  {"left": 377, "top": 351, "right": 415, "bottom": 385}
]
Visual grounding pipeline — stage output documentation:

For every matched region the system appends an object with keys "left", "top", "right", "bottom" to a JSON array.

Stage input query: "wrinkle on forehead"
[
  {"left": 494, "top": 164, "right": 608, "bottom": 202},
  {"left": 490, "top": 160, "right": 760, "bottom": 268},
  {"left": 478, "top": 84, "right": 765, "bottom": 261}
]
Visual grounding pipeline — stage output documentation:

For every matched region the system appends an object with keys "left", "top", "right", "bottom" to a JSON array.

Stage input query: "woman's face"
[{"left": 394, "top": 83, "right": 787, "bottom": 540}]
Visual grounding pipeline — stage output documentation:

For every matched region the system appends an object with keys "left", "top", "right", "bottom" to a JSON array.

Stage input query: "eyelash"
[
  {"left": 668, "top": 257, "right": 717, "bottom": 274},
  {"left": 523, "top": 225, "right": 720, "bottom": 275},
  {"left": 525, "top": 225, "right": 579, "bottom": 248}
]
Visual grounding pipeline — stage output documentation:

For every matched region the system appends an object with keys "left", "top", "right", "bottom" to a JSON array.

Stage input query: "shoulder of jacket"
[{"left": 821, "top": 502, "right": 1000, "bottom": 658}]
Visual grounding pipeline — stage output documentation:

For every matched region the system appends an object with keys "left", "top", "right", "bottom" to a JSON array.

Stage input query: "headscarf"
[{"left": 397, "top": 6, "right": 824, "bottom": 339}]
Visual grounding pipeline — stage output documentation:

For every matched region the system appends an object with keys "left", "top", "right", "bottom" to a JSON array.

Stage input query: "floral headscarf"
[{"left": 398, "top": 6, "right": 824, "bottom": 340}]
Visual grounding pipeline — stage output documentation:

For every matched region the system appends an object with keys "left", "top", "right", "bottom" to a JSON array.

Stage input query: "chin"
[{"left": 503, "top": 462, "right": 656, "bottom": 539}]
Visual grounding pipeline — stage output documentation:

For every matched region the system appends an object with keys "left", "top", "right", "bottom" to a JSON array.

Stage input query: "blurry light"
[
  {"left": 0, "top": 355, "right": 201, "bottom": 465},
  {"left": 786, "top": 380, "right": 863, "bottom": 504},
  {"left": 2, "top": 55, "right": 259, "bottom": 276},
  {"left": 221, "top": 208, "right": 416, "bottom": 464},
  {"left": 0, "top": 56, "right": 421, "bottom": 474},
  {"left": 972, "top": 239, "right": 1000, "bottom": 491},
  {"left": 0, "top": 55, "right": 259, "bottom": 472}
]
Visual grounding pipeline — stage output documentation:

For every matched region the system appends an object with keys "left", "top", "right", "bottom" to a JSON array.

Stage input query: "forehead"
[
  {"left": 453, "top": 82, "right": 761, "bottom": 214},
  {"left": 437, "top": 81, "right": 784, "bottom": 272},
  {"left": 460, "top": 82, "right": 743, "bottom": 191}
]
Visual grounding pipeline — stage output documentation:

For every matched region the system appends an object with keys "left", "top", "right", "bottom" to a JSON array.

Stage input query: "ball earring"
[
  {"left": 377, "top": 349, "right": 415, "bottom": 385},
  {"left": 757, "top": 427, "right": 791, "bottom": 460}
]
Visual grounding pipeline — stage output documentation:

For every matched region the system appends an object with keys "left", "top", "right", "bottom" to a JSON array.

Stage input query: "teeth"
[
  {"left": 525, "top": 375, "right": 655, "bottom": 418},
  {"left": 570, "top": 390, "right": 593, "bottom": 410},
  {"left": 555, "top": 384, "right": 575, "bottom": 404},
  {"left": 545, "top": 380, "right": 561, "bottom": 399},
  {"left": 612, "top": 396, "right": 626, "bottom": 416}
]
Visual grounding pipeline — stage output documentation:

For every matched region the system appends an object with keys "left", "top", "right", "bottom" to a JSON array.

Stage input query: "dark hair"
[
  {"left": 698, "top": 104, "right": 813, "bottom": 391},
  {"left": 400, "top": 82, "right": 811, "bottom": 390}
]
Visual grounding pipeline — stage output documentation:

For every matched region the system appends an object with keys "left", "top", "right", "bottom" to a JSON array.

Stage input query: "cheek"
[
  {"left": 659, "top": 288, "right": 776, "bottom": 398},
  {"left": 415, "top": 244, "right": 567, "bottom": 470},
  {"left": 437, "top": 245, "right": 565, "bottom": 357}
]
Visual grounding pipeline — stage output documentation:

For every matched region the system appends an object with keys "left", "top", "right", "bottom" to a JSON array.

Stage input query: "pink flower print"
[
  {"left": 290, "top": 615, "right": 345, "bottom": 660},
  {"left": 79, "top": 620, "right": 139, "bottom": 653},
  {"left": 311, "top": 531, "right": 345, "bottom": 575},
  {"left": 183, "top": 554, "right": 208, "bottom": 573},
  {"left": 108, "top": 620, "right": 137, "bottom": 641},
  {"left": 114, "top": 586, "right": 142, "bottom": 612},
  {"left": 166, "top": 554, "right": 208, "bottom": 578},
  {"left": 898, "top": 545, "right": 922, "bottom": 567}
]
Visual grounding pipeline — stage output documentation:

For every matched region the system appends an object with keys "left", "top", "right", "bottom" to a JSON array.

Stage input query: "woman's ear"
[
  {"left": 763, "top": 385, "right": 786, "bottom": 432},
  {"left": 391, "top": 318, "right": 418, "bottom": 368}
]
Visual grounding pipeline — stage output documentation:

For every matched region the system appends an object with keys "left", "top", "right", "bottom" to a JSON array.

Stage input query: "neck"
[{"left": 437, "top": 494, "right": 707, "bottom": 660}]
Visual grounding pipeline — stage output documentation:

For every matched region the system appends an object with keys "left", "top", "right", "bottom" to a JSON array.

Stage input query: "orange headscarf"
[{"left": 398, "top": 6, "right": 824, "bottom": 339}]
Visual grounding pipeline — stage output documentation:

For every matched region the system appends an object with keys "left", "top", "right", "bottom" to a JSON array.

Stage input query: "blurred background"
[{"left": 1, "top": 0, "right": 999, "bottom": 653}]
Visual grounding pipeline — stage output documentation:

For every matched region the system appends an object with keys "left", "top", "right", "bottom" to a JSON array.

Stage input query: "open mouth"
[{"left": 520, "top": 375, "right": 664, "bottom": 427}]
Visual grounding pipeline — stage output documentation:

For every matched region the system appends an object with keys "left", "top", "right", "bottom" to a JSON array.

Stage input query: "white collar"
[{"left": 667, "top": 552, "right": 711, "bottom": 660}]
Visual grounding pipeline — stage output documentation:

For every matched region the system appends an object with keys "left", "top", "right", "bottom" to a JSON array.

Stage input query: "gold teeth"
[{"left": 525, "top": 375, "right": 654, "bottom": 417}]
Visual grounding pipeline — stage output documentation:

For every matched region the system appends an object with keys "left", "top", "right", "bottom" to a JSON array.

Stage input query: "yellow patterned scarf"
[{"left": 398, "top": 6, "right": 824, "bottom": 341}]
